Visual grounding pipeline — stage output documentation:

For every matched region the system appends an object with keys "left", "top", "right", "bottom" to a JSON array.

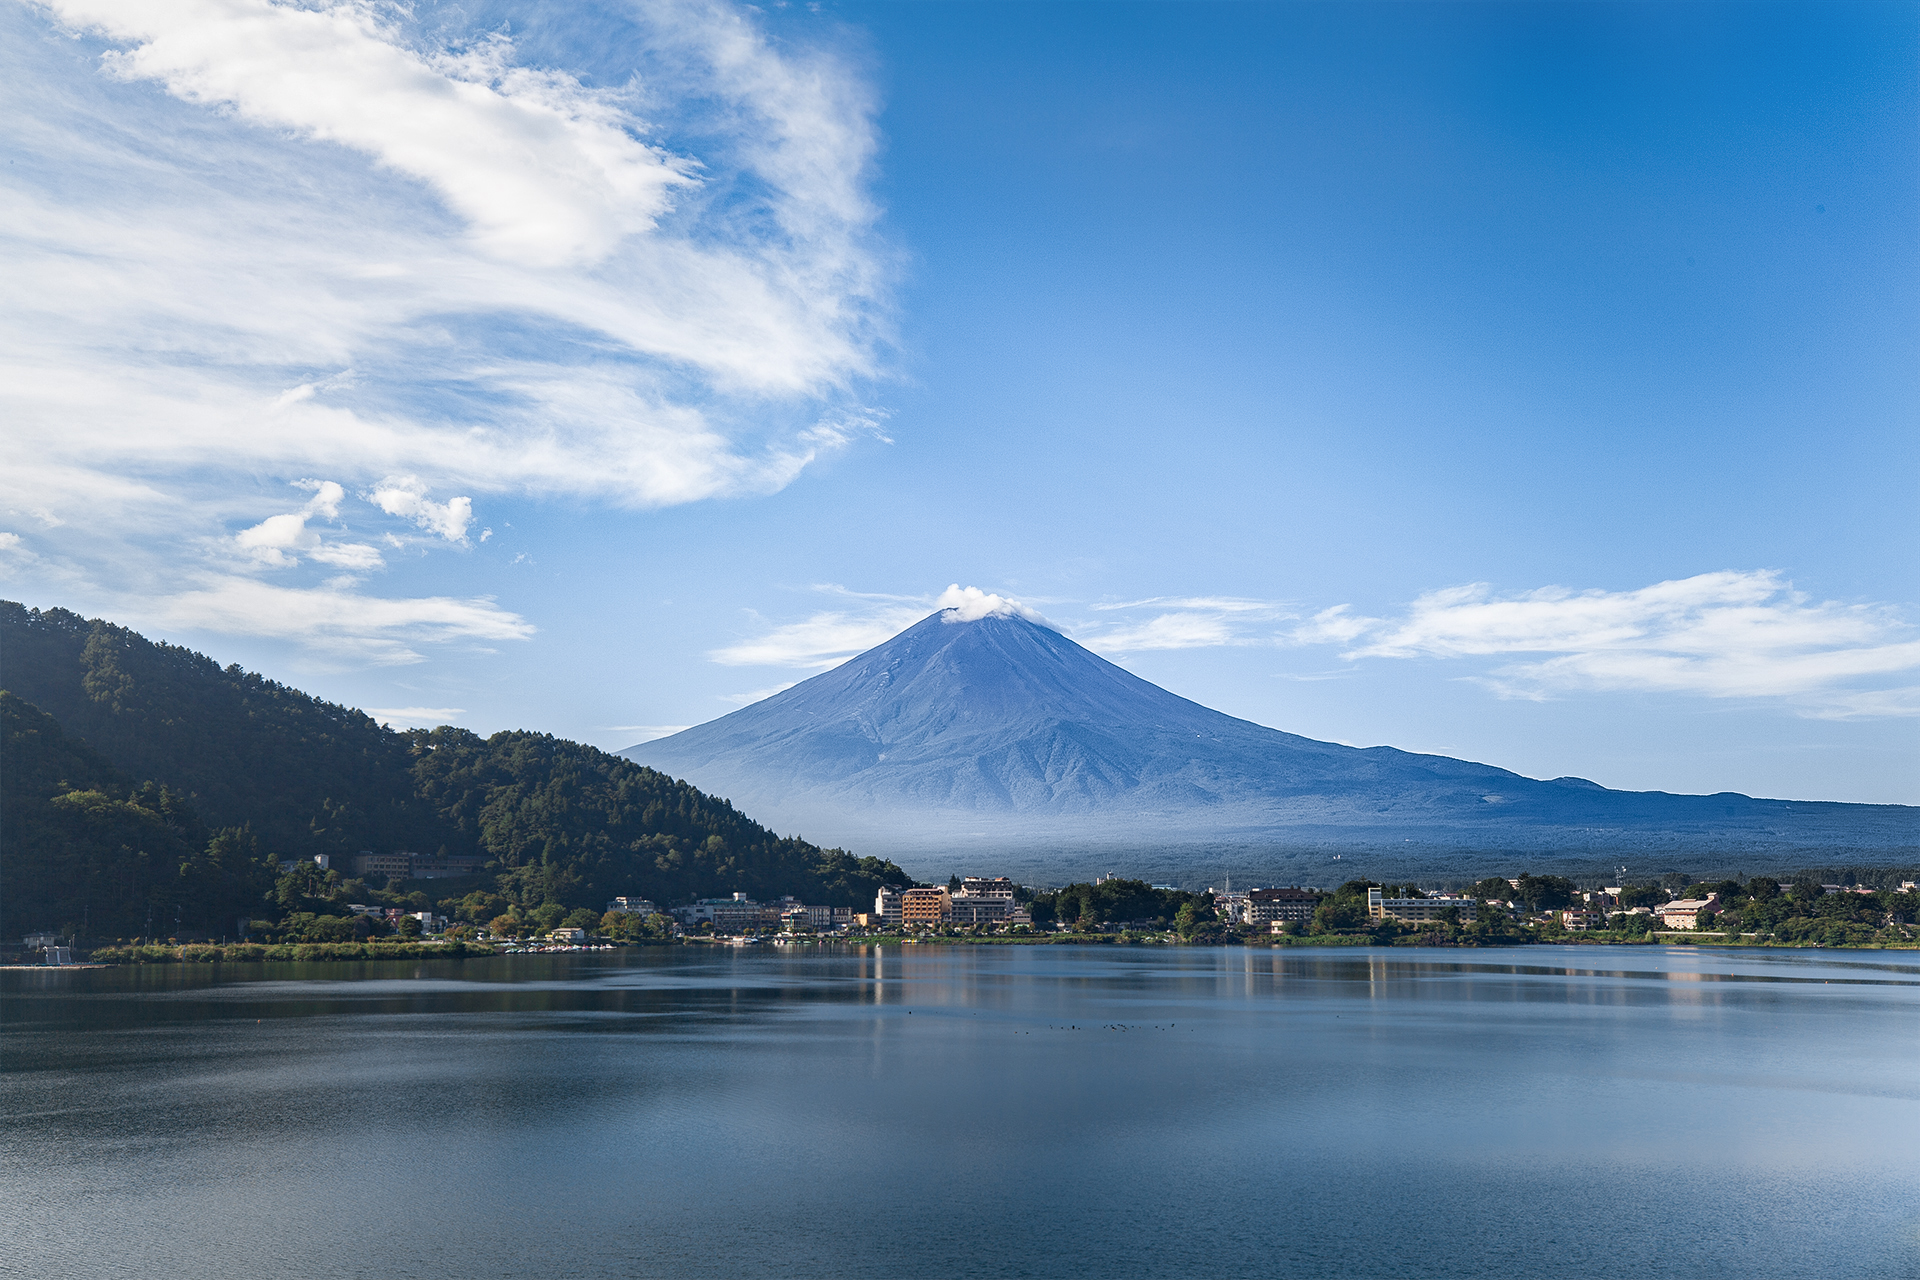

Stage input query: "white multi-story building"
[
  {"left": 606, "top": 896, "right": 657, "bottom": 915},
  {"left": 950, "top": 876, "right": 1018, "bottom": 925},
  {"left": 1367, "top": 887, "right": 1479, "bottom": 923},
  {"left": 674, "top": 893, "right": 765, "bottom": 932},
  {"left": 874, "top": 886, "right": 906, "bottom": 929}
]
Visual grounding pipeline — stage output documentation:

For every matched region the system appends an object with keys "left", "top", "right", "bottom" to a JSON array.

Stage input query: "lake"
[{"left": 3, "top": 944, "right": 1917, "bottom": 1279}]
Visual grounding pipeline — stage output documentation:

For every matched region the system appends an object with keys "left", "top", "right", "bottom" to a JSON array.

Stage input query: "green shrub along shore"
[
  {"left": 86, "top": 940, "right": 493, "bottom": 964},
  {"left": 75, "top": 874, "right": 1919, "bottom": 962}
]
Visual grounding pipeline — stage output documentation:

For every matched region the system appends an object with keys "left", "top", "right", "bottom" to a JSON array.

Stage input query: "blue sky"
[{"left": 2, "top": 0, "right": 1915, "bottom": 805}]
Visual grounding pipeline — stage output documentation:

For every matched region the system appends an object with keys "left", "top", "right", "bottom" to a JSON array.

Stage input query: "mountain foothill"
[{"left": 0, "top": 602, "right": 909, "bottom": 941}]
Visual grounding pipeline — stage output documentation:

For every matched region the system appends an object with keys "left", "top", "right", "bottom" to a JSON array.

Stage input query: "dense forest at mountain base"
[
  {"left": 1, "top": 603, "right": 910, "bottom": 941},
  {"left": 0, "top": 692, "right": 279, "bottom": 942}
]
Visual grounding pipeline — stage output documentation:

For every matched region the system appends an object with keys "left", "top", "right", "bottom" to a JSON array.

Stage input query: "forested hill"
[
  {"left": 2, "top": 601, "right": 438, "bottom": 857},
  {"left": 1, "top": 602, "right": 908, "bottom": 938}
]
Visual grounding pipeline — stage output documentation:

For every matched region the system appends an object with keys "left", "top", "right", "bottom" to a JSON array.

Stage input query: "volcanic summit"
[{"left": 623, "top": 604, "right": 1916, "bottom": 868}]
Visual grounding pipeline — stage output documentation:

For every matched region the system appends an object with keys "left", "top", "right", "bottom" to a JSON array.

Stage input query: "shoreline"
[{"left": 38, "top": 931, "right": 1920, "bottom": 966}]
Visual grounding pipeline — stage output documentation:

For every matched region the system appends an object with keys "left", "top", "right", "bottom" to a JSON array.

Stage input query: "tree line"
[{"left": 1, "top": 603, "right": 909, "bottom": 942}]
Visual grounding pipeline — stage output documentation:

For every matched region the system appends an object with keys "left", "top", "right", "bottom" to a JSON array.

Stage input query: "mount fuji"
[{"left": 623, "top": 605, "right": 1916, "bottom": 874}]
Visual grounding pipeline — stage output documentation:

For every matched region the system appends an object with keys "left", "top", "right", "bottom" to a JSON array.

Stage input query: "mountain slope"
[
  {"left": 1, "top": 602, "right": 908, "bottom": 923},
  {"left": 1, "top": 601, "right": 442, "bottom": 860},
  {"left": 623, "top": 609, "right": 1918, "bottom": 856},
  {"left": 0, "top": 690, "right": 275, "bottom": 940}
]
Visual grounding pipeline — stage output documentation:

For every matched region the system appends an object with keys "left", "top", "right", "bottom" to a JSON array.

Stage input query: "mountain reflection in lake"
[{"left": 4, "top": 945, "right": 1917, "bottom": 1279}]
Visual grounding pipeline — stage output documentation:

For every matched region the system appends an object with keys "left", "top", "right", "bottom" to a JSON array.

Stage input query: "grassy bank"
[{"left": 89, "top": 940, "right": 490, "bottom": 964}]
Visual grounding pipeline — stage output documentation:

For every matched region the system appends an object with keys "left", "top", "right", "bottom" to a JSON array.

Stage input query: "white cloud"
[
  {"left": 1287, "top": 604, "right": 1372, "bottom": 646},
  {"left": 2, "top": 0, "right": 888, "bottom": 647},
  {"left": 1080, "top": 596, "right": 1291, "bottom": 653},
  {"left": 233, "top": 513, "right": 313, "bottom": 568},
  {"left": 1085, "top": 612, "right": 1245, "bottom": 652},
  {"left": 294, "top": 479, "right": 344, "bottom": 520},
  {"left": 234, "top": 479, "right": 385, "bottom": 569},
  {"left": 369, "top": 477, "right": 473, "bottom": 544},
  {"left": 1317, "top": 571, "right": 1920, "bottom": 718},
  {"left": 934, "top": 584, "right": 1051, "bottom": 626},
  {"left": 308, "top": 542, "right": 385, "bottom": 571},
  {"left": 148, "top": 577, "right": 534, "bottom": 664},
  {"left": 71, "top": 0, "right": 694, "bottom": 269},
  {"left": 711, "top": 606, "right": 926, "bottom": 668}
]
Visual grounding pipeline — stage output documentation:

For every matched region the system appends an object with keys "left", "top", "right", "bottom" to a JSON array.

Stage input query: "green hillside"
[
  {"left": 0, "top": 691, "right": 276, "bottom": 941},
  {"left": 1, "top": 601, "right": 445, "bottom": 861},
  {"left": 1, "top": 602, "right": 908, "bottom": 940}
]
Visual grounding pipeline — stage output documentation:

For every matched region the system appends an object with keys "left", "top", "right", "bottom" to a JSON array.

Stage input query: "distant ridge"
[{"left": 624, "top": 608, "right": 1918, "bottom": 864}]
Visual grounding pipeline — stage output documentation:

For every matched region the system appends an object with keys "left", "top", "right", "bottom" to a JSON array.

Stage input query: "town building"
[
  {"left": 277, "top": 853, "right": 332, "bottom": 873},
  {"left": 950, "top": 876, "right": 1017, "bottom": 925},
  {"left": 547, "top": 927, "right": 586, "bottom": 944},
  {"left": 1246, "top": 887, "right": 1317, "bottom": 926},
  {"left": 1208, "top": 888, "right": 1251, "bottom": 924},
  {"left": 407, "top": 854, "right": 483, "bottom": 879},
  {"left": 1653, "top": 894, "right": 1721, "bottom": 929},
  {"left": 673, "top": 893, "right": 767, "bottom": 933},
  {"left": 900, "top": 887, "right": 952, "bottom": 929},
  {"left": 808, "top": 905, "right": 855, "bottom": 929},
  {"left": 1367, "top": 887, "right": 1479, "bottom": 923},
  {"left": 349, "top": 851, "right": 482, "bottom": 880},
  {"left": 1561, "top": 906, "right": 1602, "bottom": 931},
  {"left": 606, "top": 896, "right": 657, "bottom": 915},
  {"left": 874, "top": 886, "right": 905, "bottom": 929},
  {"left": 352, "top": 851, "right": 415, "bottom": 880}
]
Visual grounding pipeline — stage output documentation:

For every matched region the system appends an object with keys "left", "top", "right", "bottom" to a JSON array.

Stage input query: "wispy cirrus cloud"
[
  {"left": 711, "top": 603, "right": 930, "bottom": 669},
  {"left": 1320, "top": 571, "right": 1920, "bottom": 718},
  {"left": 146, "top": 576, "right": 534, "bottom": 665},
  {"left": 702, "top": 573, "right": 1920, "bottom": 720},
  {"left": 1083, "top": 596, "right": 1291, "bottom": 653},
  {"left": 2, "top": 0, "right": 889, "bottom": 657}
]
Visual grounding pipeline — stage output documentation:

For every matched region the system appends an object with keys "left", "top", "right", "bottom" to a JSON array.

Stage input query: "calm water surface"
[{"left": 3, "top": 944, "right": 1917, "bottom": 1279}]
